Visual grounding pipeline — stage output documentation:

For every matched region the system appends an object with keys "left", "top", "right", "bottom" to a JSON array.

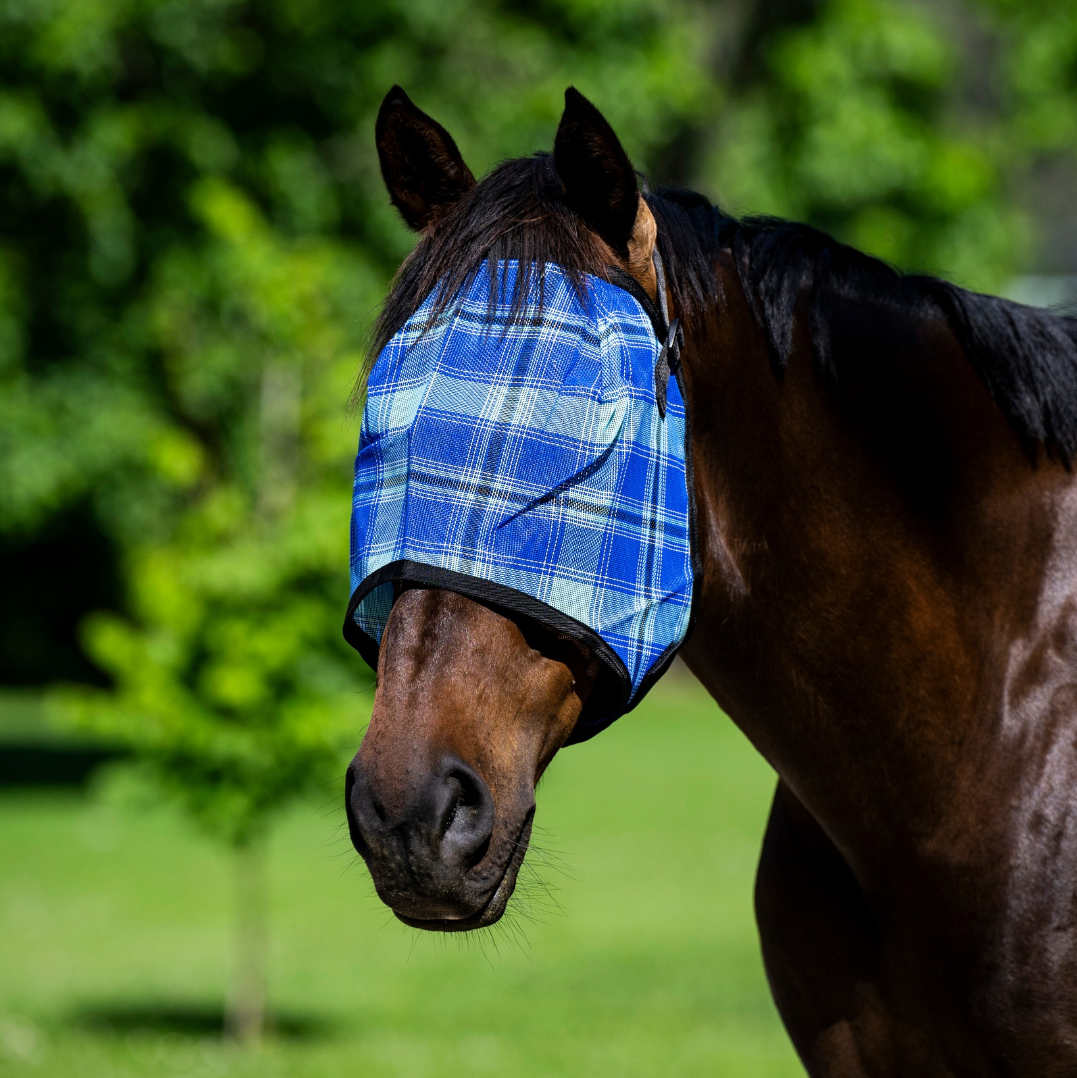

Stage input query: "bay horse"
[{"left": 345, "top": 85, "right": 1077, "bottom": 1076}]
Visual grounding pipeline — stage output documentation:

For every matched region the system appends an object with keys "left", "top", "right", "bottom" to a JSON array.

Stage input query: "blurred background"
[{"left": 1, "top": 0, "right": 1075, "bottom": 1074}]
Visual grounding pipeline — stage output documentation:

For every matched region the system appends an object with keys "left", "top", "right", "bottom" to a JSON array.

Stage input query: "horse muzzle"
[{"left": 345, "top": 753, "right": 529, "bottom": 930}]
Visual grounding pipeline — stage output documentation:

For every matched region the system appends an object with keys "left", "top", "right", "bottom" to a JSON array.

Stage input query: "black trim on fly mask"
[
  {"left": 604, "top": 250, "right": 684, "bottom": 419},
  {"left": 344, "top": 559, "right": 633, "bottom": 743}
]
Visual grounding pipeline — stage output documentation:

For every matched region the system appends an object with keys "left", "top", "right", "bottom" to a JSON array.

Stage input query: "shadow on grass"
[{"left": 72, "top": 1002, "right": 334, "bottom": 1040}]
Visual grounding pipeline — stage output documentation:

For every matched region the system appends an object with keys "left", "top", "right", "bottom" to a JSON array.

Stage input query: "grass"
[{"left": 0, "top": 673, "right": 804, "bottom": 1077}]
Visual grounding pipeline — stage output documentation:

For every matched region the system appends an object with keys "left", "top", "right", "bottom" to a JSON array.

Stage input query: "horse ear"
[
  {"left": 375, "top": 86, "right": 476, "bottom": 232},
  {"left": 553, "top": 87, "right": 639, "bottom": 256}
]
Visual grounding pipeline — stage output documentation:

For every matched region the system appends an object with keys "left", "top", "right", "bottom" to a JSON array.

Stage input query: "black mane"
[
  {"left": 653, "top": 186, "right": 1077, "bottom": 464},
  {"left": 370, "top": 154, "right": 1077, "bottom": 464}
]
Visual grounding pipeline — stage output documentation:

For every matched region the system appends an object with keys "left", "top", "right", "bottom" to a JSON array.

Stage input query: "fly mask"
[{"left": 345, "top": 255, "right": 697, "bottom": 742}]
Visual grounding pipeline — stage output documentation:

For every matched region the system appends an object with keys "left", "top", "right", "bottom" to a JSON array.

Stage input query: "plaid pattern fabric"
[{"left": 346, "top": 260, "right": 694, "bottom": 736}]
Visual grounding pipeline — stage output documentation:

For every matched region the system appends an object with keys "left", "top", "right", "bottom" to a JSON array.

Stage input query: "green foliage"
[
  {"left": 703, "top": 0, "right": 1024, "bottom": 291},
  {"left": 0, "top": 0, "right": 705, "bottom": 539},
  {"left": 60, "top": 176, "right": 371, "bottom": 844},
  {"left": 984, "top": 0, "right": 1077, "bottom": 154}
]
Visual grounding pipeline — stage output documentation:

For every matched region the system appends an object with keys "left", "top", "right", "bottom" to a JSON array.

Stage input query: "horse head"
[{"left": 344, "top": 86, "right": 668, "bottom": 930}]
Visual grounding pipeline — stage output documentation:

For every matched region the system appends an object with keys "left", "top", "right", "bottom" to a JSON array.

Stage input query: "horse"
[{"left": 344, "top": 84, "right": 1077, "bottom": 1076}]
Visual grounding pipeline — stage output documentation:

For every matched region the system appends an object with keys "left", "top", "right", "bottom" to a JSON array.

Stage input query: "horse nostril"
[
  {"left": 344, "top": 762, "right": 372, "bottom": 861},
  {"left": 438, "top": 759, "right": 494, "bottom": 868},
  {"left": 346, "top": 752, "right": 494, "bottom": 879},
  {"left": 442, "top": 768, "right": 480, "bottom": 833}
]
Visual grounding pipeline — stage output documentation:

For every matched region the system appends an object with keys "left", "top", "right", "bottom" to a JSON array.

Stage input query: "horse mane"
[
  {"left": 369, "top": 155, "right": 1077, "bottom": 465},
  {"left": 651, "top": 186, "right": 1077, "bottom": 466}
]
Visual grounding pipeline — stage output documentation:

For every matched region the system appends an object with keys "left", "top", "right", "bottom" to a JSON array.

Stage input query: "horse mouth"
[{"left": 394, "top": 809, "right": 534, "bottom": 932}]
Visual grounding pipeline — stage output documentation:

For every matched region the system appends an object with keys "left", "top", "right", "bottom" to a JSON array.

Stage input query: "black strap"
[
  {"left": 654, "top": 317, "right": 684, "bottom": 419},
  {"left": 605, "top": 250, "right": 684, "bottom": 419},
  {"left": 651, "top": 249, "right": 683, "bottom": 419}
]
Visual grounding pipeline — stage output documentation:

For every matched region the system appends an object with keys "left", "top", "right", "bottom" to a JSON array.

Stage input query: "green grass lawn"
[{"left": 0, "top": 674, "right": 803, "bottom": 1077}]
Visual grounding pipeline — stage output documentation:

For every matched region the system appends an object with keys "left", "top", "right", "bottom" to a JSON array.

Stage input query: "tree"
[
  {"left": 980, "top": 0, "right": 1077, "bottom": 280},
  {"left": 64, "top": 178, "right": 370, "bottom": 1041},
  {"left": 985, "top": 0, "right": 1077, "bottom": 157},
  {"left": 697, "top": 0, "right": 1025, "bottom": 293}
]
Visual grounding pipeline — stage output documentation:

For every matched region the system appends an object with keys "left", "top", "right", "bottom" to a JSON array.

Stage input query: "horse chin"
[{"left": 393, "top": 810, "right": 534, "bottom": 933}]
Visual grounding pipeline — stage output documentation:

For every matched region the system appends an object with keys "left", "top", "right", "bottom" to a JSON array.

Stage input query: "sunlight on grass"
[{"left": 0, "top": 674, "right": 803, "bottom": 1077}]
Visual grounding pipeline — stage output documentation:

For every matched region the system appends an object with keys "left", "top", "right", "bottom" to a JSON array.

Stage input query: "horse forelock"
[{"left": 360, "top": 154, "right": 606, "bottom": 391}]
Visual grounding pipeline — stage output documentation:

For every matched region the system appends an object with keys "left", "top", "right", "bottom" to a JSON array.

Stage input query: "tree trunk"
[{"left": 225, "top": 835, "right": 268, "bottom": 1046}]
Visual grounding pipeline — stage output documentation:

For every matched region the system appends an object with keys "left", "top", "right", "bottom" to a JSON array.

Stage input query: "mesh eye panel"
[{"left": 345, "top": 260, "right": 696, "bottom": 741}]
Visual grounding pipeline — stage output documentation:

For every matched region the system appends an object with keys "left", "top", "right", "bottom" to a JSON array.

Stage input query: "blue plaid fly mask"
[{"left": 345, "top": 255, "right": 698, "bottom": 742}]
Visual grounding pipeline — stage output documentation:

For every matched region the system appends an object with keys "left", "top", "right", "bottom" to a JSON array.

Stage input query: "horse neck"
[{"left": 679, "top": 252, "right": 1077, "bottom": 878}]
